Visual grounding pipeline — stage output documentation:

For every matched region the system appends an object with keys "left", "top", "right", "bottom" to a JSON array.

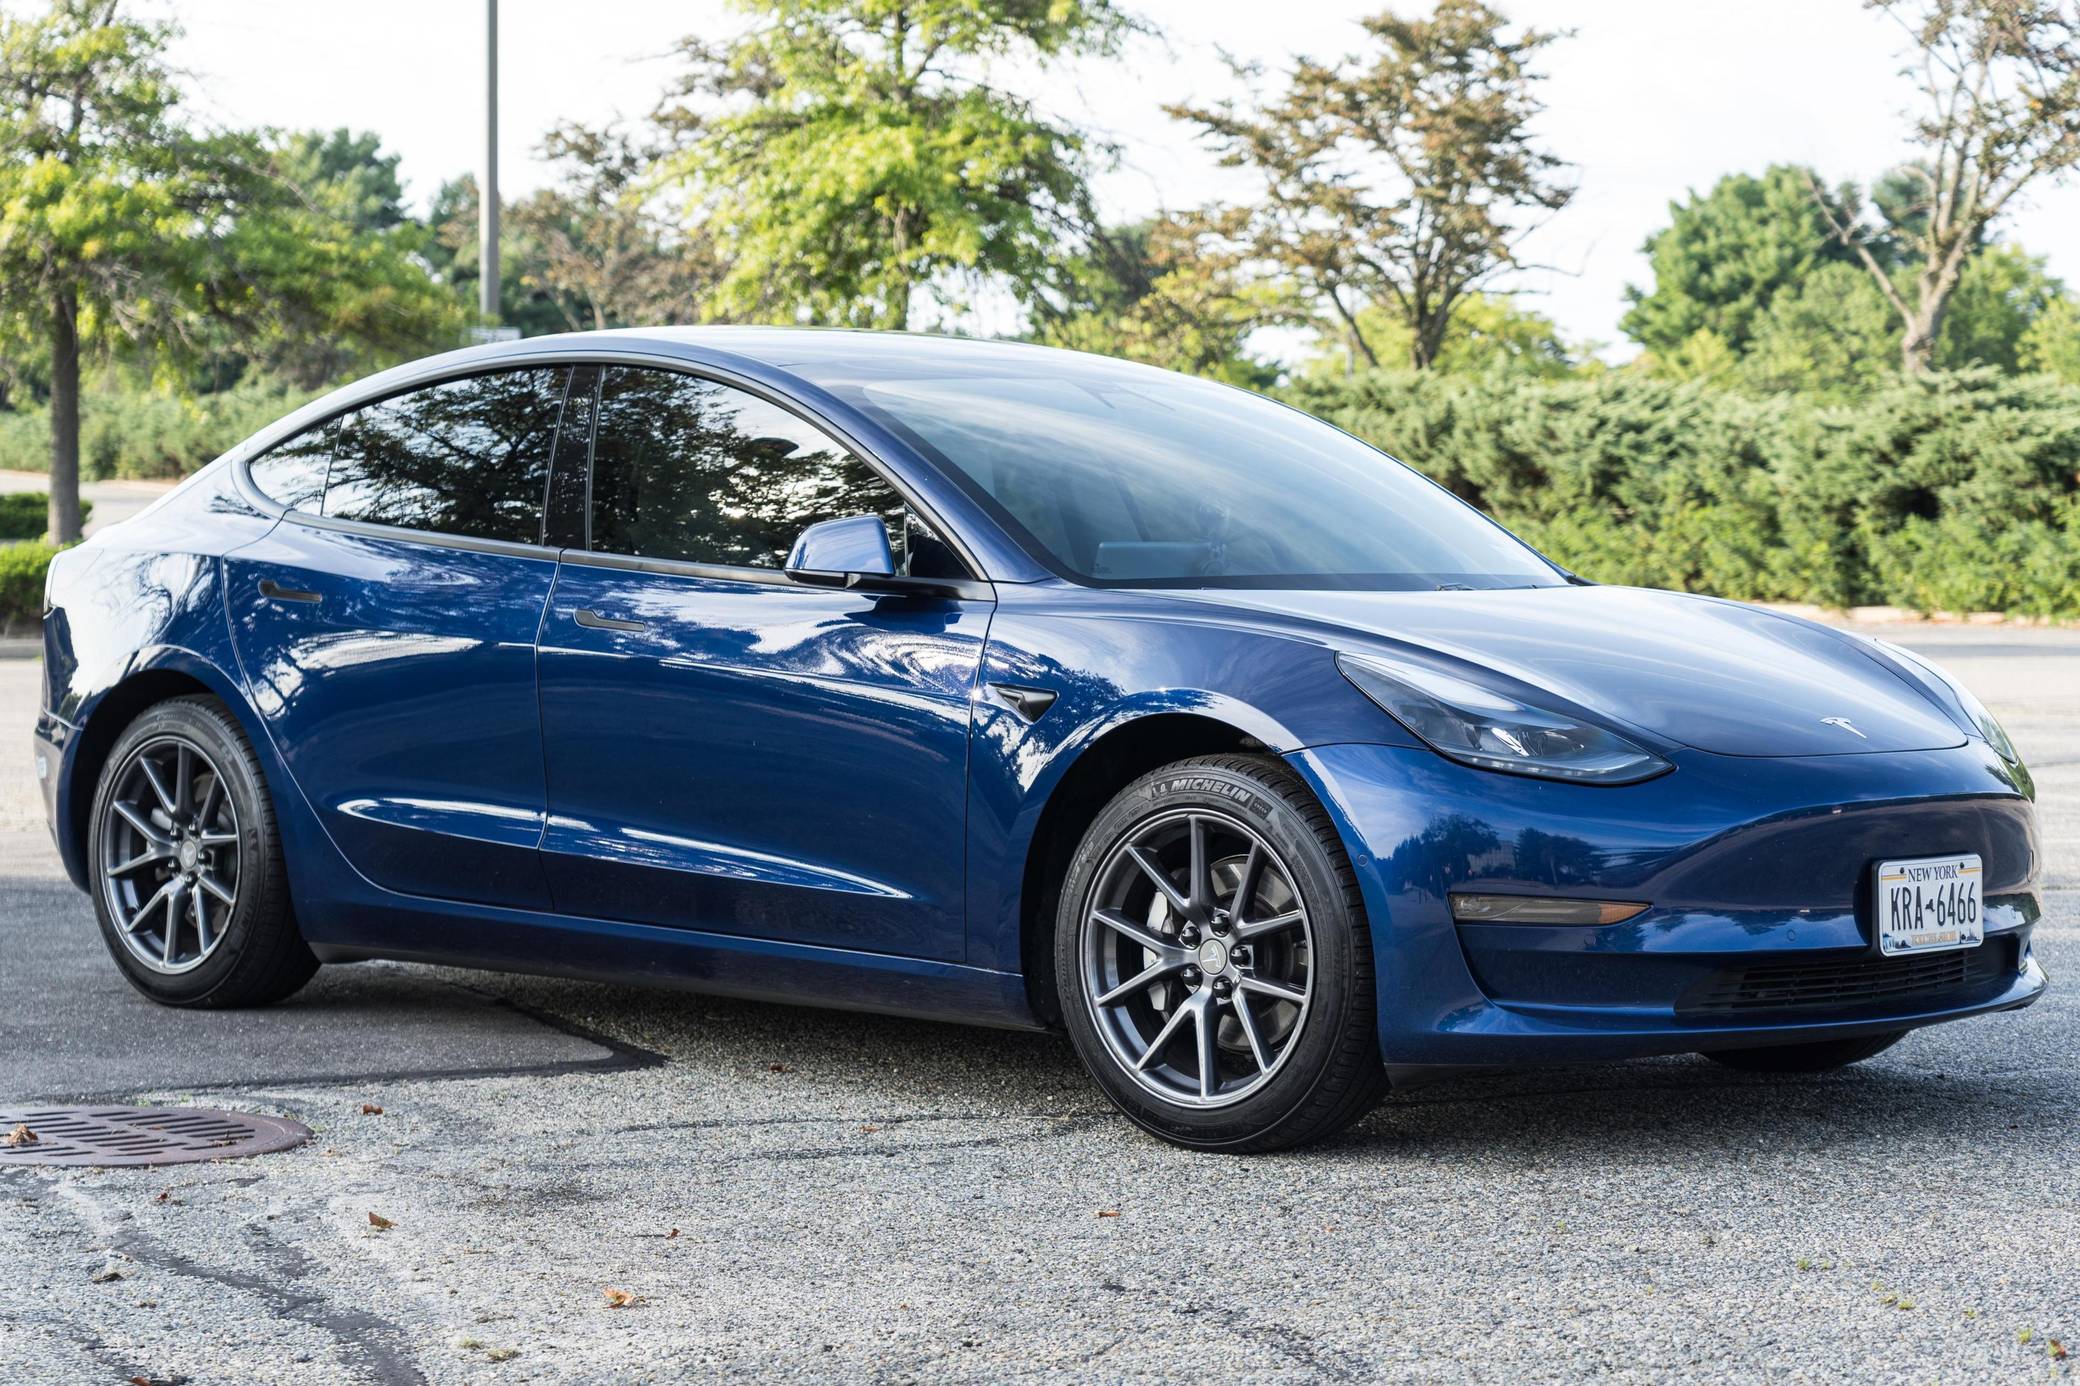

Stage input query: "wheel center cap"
[
  {"left": 1196, "top": 938, "right": 1231, "bottom": 976},
  {"left": 177, "top": 840, "right": 199, "bottom": 873}
]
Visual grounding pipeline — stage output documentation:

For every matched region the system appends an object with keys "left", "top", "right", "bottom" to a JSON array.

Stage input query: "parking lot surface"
[{"left": 1, "top": 625, "right": 2075, "bottom": 1383}]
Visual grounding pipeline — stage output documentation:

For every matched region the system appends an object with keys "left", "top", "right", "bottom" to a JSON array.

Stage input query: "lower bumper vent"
[{"left": 1677, "top": 938, "right": 2016, "bottom": 1019}]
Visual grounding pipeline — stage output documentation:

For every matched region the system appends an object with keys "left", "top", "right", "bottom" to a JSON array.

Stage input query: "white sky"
[{"left": 149, "top": 0, "right": 2080, "bottom": 359}]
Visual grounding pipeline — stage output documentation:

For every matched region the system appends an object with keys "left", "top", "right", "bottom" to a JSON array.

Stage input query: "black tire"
[
  {"left": 1054, "top": 754, "right": 1387, "bottom": 1152},
  {"left": 87, "top": 696, "right": 317, "bottom": 1008},
  {"left": 1702, "top": 1031, "right": 1906, "bottom": 1073}
]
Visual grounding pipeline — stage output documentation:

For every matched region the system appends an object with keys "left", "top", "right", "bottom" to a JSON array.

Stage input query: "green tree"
[
  {"left": 1815, "top": 0, "right": 2080, "bottom": 374},
  {"left": 0, "top": 4, "right": 458, "bottom": 539},
  {"left": 233, "top": 128, "right": 464, "bottom": 390},
  {"left": 2021, "top": 296, "right": 2080, "bottom": 380},
  {"left": 1301, "top": 293, "right": 1588, "bottom": 380},
  {"left": 1172, "top": 1, "right": 1573, "bottom": 370},
  {"left": 1689, "top": 243, "right": 2064, "bottom": 395},
  {"left": 506, "top": 123, "right": 723, "bottom": 333},
  {"left": 274, "top": 128, "right": 409, "bottom": 233},
  {"left": 1622, "top": 166, "right": 1859, "bottom": 356},
  {"left": 0, "top": 0, "right": 209, "bottom": 541},
  {"left": 657, "top": 0, "right": 1134, "bottom": 330},
  {"left": 1029, "top": 210, "right": 1289, "bottom": 385}
]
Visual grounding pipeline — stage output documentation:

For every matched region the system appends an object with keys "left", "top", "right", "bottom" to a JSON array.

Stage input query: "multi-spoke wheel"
[
  {"left": 1082, "top": 809, "right": 1314, "bottom": 1107},
  {"left": 1056, "top": 755, "right": 1387, "bottom": 1152},
  {"left": 87, "top": 697, "right": 317, "bottom": 1007},
  {"left": 100, "top": 735, "right": 242, "bottom": 974}
]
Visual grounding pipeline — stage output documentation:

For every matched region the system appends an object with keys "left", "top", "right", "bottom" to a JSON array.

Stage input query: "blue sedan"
[{"left": 31, "top": 329, "right": 2045, "bottom": 1151}]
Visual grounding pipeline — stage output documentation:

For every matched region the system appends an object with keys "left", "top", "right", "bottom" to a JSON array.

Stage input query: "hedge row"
[
  {"left": 1284, "top": 368, "right": 2080, "bottom": 618},
  {"left": 0, "top": 541, "right": 56, "bottom": 634},
  {"left": 2, "top": 365, "right": 2074, "bottom": 619},
  {"left": 0, "top": 376, "right": 324, "bottom": 481},
  {"left": 0, "top": 492, "right": 91, "bottom": 542}
]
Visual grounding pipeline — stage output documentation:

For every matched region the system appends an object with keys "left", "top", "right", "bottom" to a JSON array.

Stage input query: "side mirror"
[{"left": 784, "top": 514, "right": 896, "bottom": 589}]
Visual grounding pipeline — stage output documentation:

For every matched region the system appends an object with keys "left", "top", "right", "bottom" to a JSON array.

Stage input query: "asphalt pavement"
[{"left": 1, "top": 625, "right": 2075, "bottom": 1384}]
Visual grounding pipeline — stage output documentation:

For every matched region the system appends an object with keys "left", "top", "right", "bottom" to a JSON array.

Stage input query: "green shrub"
[
  {"left": 0, "top": 375, "right": 326, "bottom": 481},
  {"left": 0, "top": 541, "right": 57, "bottom": 634},
  {"left": 1286, "top": 367, "right": 2080, "bottom": 619},
  {"left": 0, "top": 492, "right": 92, "bottom": 541}
]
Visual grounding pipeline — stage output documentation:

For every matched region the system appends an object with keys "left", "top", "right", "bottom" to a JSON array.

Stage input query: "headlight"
[
  {"left": 1865, "top": 639, "right": 2023, "bottom": 766},
  {"left": 1336, "top": 653, "right": 1672, "bottom": 785}
]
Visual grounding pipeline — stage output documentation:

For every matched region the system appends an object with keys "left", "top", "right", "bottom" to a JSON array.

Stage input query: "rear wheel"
[
  {"left": 88, "top": 696, "right": 317, "bottom": 1008},
  {"left": 1055, "top": 754, "right": 1386, "bottom": 1152},
  {"left": 1702, "top": 1032, "right": 1905, "bottom": 1073}
]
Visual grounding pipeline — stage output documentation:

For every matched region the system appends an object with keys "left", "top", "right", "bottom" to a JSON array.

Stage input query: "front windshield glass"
[{"left": 828, "top": 364, "right": 1563, "bottom": 590}]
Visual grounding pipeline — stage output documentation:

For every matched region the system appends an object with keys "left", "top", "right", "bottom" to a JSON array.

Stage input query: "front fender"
[{"left": 961, "top": 582, "right": 1419, "bottom": 974}]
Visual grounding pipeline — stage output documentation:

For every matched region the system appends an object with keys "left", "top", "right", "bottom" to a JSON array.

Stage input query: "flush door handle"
[
  {"left": 573, "top": 608, "right": 648, "bottom": 633},
  {"left": 259, "top": 579, "right": 322, "bottom": 604}
]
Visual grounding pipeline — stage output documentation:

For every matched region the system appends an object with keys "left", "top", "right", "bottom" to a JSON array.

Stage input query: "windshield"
[{"left": 826, "top": 364, "right": 1563, "bottom": 590}]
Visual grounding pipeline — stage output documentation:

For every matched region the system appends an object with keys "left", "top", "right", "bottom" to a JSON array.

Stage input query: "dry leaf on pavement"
[
  {"left": 368, "top": 1211, "right": 396, "bottom": 1230},
  {"left": 604, "top": 1287, "right": 638, "bottom": 1308},
  {"left": 4, "top": 1123, "right": 37, "bottom": 1146}
]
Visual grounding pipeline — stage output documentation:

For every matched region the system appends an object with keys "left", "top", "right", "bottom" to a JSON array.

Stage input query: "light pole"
[{"left": 479, "top": 0, "right": 500, "bottom": 323}]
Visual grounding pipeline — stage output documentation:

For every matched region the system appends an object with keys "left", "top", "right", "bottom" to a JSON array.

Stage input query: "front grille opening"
[{"left": 1678, "top": 938, "right": 2015, "bottom": 1019}]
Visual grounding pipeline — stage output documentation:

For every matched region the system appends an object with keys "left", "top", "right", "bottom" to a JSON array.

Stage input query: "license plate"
[{"left": 1875, "top": 854, "right": 1984, "bottom": 957}]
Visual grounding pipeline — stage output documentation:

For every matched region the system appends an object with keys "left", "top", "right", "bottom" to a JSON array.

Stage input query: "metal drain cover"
[{"left": 0, "top": 1106, "right": 310, "bottom": 1168}]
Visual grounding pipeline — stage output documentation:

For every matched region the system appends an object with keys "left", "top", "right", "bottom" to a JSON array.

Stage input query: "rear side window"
[
  {"left": 246, "top": 425, "right": 333, "bottom": 512},
  {"left": 321, "top": 368, "right": 570, "bottom": 544},
  {"left": 588, "top": 366, "right": 905, "bottom": 570}
]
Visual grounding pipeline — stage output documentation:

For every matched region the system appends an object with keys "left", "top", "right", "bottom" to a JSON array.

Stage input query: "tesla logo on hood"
[{"left": 1821, "top": 716, "right": 1869, "bottom": 739}]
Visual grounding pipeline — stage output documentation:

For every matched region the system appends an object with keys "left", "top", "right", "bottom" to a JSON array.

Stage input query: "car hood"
[{"left": 1179, "top": 585, "right": 1968, "bottom": 758}]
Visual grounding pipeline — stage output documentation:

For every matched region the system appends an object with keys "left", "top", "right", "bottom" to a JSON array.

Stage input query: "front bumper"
[{"left": 1290, "top": 739, "right": 2047, "bottom": 1066}]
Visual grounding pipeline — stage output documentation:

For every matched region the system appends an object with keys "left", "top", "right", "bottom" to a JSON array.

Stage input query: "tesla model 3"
[{"left": 30, "top": 329, "right": 2045, "bottom": 1150}]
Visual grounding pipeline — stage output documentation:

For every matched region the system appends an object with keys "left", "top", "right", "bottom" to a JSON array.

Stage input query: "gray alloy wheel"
[
  {"left": 99, "top": 734, "right": 242, "bottom": 975},
  {"left": 87, "top": 696, "right": 318, "bottom": 1008},
  {"left": 1080, "top": 808, "right": 1316, "bottom": 1108},
  {"left": 1056, "top": 754, "right": 1388, "bottom": 1153}
]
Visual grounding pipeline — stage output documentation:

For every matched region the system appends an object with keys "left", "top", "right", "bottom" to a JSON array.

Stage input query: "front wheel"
[
  {"left": 87, "top": 696, "right": 317, "bottom": 1008},
  {"left": 1054, "top": 754, "right": 1387, "bottom": 1152}
]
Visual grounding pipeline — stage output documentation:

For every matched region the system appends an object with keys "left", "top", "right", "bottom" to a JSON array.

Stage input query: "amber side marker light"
[{"left": 1450, "top": 894, "right": 1650, "bottom": 926}]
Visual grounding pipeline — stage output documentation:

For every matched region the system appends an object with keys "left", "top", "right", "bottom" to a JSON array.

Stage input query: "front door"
[
  {"left": 534, "top": 365, "right": 991, "bottom": 961},
  {"left": 228, "top": 366, "right": 572, "bottom": 910}
]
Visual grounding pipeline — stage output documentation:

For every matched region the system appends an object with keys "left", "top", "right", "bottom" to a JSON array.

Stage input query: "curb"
[{"left": 0, "top": 639, "right": 39, "bottom": 660}]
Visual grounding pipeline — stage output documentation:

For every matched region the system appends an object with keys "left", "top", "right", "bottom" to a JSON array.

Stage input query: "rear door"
[
  {"left": 227, "top": 366, "right": 571, "bottom": 910},
  {"left": 534, "top": 364, "right": 992, "bottom": 961}
]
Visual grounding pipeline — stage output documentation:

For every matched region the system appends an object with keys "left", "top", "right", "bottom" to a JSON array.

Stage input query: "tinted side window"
[
  {"left": 247, "top": 424, "right": 334, "bottom": 511},
  {"left": 589, "top": 367, "right": 904, "bottom": 570},
  {"left": 322, "top": 368, "right": 569, "bottom": 544}
]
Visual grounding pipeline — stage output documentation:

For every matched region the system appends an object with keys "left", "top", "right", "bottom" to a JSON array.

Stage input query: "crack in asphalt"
[{"left": 54, "top": 1182, "right": 428, "bottom": 1386}]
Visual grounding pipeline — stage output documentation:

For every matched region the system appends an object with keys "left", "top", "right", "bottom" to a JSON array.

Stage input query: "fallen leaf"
[
  {"left": 361, "top": 1103, "right": 384, "bottom": 1116},
  {"left": 2051, "top": 1340, "right": 2069, "bottom": 1361},
  {"left": 131, "top": 1377, "right": 150, "bottom": 1386},
  {"left": 603, "top": 1287, "right": 638, "bottom": 1308},
  {"left": 4, "top": 1123, "right": 37, "bottom": 1147},
  {"left": 485, "top": 1347, "right": 519, "bottom": 1362},
  {"left": 1096, "top": 1210, "right": 1121, "bottom": 1218},
  {"left": 766, "top": 1062, "right": 793, "bottom": 1073},
  {"left": 154, "top": 1190, "right": 169, "bottom": 1203},
  {"left": 859, "top": 1124, "right": 881, "bottom": 1135},
  {"left": 368, "top": 1211, "right": 396, "bottom": 1230},
  {"left": 665, "top": 1228, "right": 680, "bottom": 1240}
]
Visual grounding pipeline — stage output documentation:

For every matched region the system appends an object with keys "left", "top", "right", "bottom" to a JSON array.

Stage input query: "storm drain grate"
[{"left": 0, "top": 1106, "right": 311, "bottom": 1168}]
